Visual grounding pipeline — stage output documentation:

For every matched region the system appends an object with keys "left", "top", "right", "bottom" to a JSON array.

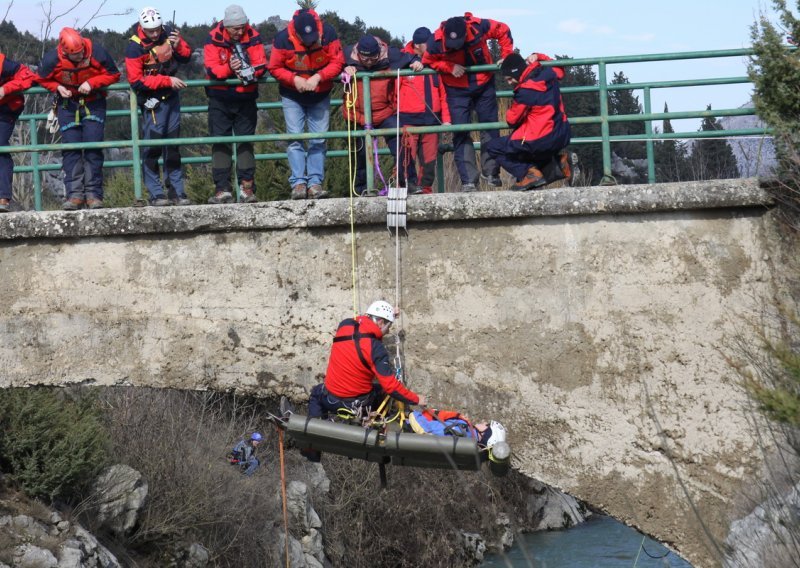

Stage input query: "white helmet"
[
  {"left": 139, "top": 7, "right": 162, "bottom": 29},
  {"left": 485, "top": 421, "right": 507, "bottom": 448},
  {"left": 366, "top": 300, "right": 394, "bottom": 323}
]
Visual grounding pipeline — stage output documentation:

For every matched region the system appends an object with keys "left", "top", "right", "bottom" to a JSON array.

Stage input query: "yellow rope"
[{"left": 344, "top": 74, "right": 360, "bottom": 317}]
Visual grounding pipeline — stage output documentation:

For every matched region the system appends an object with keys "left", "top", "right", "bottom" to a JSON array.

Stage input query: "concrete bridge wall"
[{"left": 0, "top": 179, "right": 785, "bottom": 567}]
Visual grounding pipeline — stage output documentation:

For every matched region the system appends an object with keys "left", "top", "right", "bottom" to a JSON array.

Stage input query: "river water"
[{"left": 482, "top": 514, "right": 693, "bottom": 567}]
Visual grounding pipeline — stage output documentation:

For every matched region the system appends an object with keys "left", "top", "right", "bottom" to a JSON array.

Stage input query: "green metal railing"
[{"left": 0, "top": 47, "right": 766, "bottom": 209}]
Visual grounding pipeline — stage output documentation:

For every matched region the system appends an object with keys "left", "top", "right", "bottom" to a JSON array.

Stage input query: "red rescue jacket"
[
  {"left": 36, "top": 39, "right": 120, "bottom": 102},
  {"left": 398, "top": 42, "right": 450, "bottom": 126},
  {"left": 324, "top": 315, "right": 420, "bottom": 405},
  {"left": 506, "top": 54, "right": 571, "bottom": 151},
  {"left": 0, "top": 54, "right": 36, "bottom": 119},
  {"left": 267, "top": 9, "right": 344, "bottom": 104},
  {"left": 203, "top": 22, "right": 267, "bottom": 101},
  {"left": 422, "top": 12, "right": 513, "bottom": 91},
  {"left": 125, "top": 24, "right": 191, "bottom": 100}
]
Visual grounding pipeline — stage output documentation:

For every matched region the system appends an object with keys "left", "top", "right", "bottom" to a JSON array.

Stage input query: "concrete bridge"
[{"left": 0, "top": 179, "right": 785, "bottom": 567}]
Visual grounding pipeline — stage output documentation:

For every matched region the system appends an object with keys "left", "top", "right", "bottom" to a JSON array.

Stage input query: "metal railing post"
[
  {"left": 362, "top": 76, "right": 374, "bottom": 192},
  {"left": 597, "top": 62, "right": 614, "bottom": 184},
  {"left": 644, "top": 87, "right": 655, "bottom": 184},
  {"left": 128, "top": 90, "right": 144, "bottom": 204},
  {"left": 29, "top": 118, "right": 42, "bottom": 211}
]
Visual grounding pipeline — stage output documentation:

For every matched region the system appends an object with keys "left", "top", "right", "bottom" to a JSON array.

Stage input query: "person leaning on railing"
[
  {"left": 341, "top": 35, "right": 415, "bottom": 196},
  {"left": 397, "top": 27, "right": 451, "bottom": 195},
  {"left": 486, "top": 52, "right": 572, "bottom": 191},
  {"left": 36, "top": 27, "right": 121, "bottom": 211},
  {"left": 125, "top": 6, "right": 193, "bottom": 207},
  {"left": 203, "top": 4, "right": 267, "bottom": 205},
  {"left": 268, "top": 8, "right": 344, "bottom": 201},
  {"left": 0, "top": 52, "right": 36, "bottom": 213},
  {"left": 422, "top": 12, "right": 514, "bottom": 193}
]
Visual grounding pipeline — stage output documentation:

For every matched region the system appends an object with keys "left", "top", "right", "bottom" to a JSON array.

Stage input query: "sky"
[{"left": 2, "top": 0, "right": 792, "bottom": 132}]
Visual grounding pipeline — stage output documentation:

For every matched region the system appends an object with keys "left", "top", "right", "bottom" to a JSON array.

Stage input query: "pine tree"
[
  {"left": 688, "top": 105, "right": 740, "bottom": 180},
  {"left": 654, "top": 102, "right": 689, "bottom": 182},
  {"left": 608, "top": 71, "right": 646, "bottom": 182}
]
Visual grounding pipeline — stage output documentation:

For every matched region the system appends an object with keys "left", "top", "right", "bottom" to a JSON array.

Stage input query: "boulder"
[{"left": 91, "top": 464, "right": 148, "bottom": 535}]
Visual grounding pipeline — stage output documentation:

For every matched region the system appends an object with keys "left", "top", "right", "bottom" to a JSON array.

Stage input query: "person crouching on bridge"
[
  {"left": 125, "top": 6, "right": 193, "bottom": 207},
  {"left": 37, "top": 28, "right": 120, "bottom": 211},
  {"left": 203, "top": 5, "right": 267, "bottom": 205},
  {"left": 268, "top": 8, "right": 344, "bottom": 201},
  {"left": 485, "top": 52, "right": 572, "bottom": 191},
  {"left": 0, "top": 52, "right": 36, "bottom": 213},
  {"left": 305, "top": 300, "right": 427, "bottom": 461}
]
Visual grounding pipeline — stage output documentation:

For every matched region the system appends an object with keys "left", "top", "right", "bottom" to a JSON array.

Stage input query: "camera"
[{"left": 232, "top": 43, "right": 257, "bottom": 85}]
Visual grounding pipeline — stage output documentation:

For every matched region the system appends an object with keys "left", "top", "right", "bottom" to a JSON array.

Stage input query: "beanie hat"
[
  {"left": 443, "top": 17, "right": 467, "bottom": 50},
  {"left": 294, "top": 10, "right": 319, "bottom": 45},
  {"left": 500, "top": 53, "right": 526, "bottom": 81},
  {"left": 356, "top": 35, "right": 380, "bottom": 57},
  {"left": 223, "top": 4, "right": 248, "bottom": 27},
  {"left": 412, "top": 26, "right": 431, "bottom": 45}
]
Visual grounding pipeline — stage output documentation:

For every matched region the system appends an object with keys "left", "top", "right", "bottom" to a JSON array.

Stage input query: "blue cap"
[
  {"left": 250, "top": 432, "right": 263, "bottom": 441},
  {"left": 357, "top": 35, "right": 380, "bottom": 57},
  {"left": 412, "top": 27, "right": 431, "bottom": 45},
  {"left": 443, "top": 17, "right": 466, "bottom": 50},
  {"left": 294, "top": 11, "right": 319, "bottom": 45}
]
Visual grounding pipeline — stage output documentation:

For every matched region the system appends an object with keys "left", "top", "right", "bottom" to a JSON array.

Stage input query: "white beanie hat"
[{"left": 223, "top": 4, "right": 248, "bottom": 27}]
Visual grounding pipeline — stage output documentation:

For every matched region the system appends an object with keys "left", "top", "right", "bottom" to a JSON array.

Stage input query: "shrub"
[{"left": 0, "top": 388, "right": 110, "bottom": 503}]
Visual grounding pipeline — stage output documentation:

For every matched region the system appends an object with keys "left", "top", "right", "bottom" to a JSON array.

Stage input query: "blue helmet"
[{"left": 250, "top": 432, "right": 263, "bottom": 442}]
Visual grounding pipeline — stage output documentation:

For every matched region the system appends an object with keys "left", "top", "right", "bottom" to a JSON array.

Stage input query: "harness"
[
  {"left": 130, "top": 29, "right": 178, "bottom": 78},
  {"left": 332, "top": 319, "right": 378, "bottom": 372}
]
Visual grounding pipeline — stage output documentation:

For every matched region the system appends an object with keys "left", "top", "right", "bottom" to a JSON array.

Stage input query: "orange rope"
[{"left": 278, "top": 428, "right": 290, "bottom": 568}]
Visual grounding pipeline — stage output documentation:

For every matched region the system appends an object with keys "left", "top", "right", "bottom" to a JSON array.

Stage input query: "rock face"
[
  {"left": 92, "top": 464, "right": 149, "bottom": 535},
  {"left": 280, "top": 480, "right": 328, "bottom": 567},
  {"left": 0, "top": 512, "right": 121, "bottom": 567},
  {"left": 0, "top": 180, "right": 788, "bottom": 568},
  {"left": 522, "top": 480, "right": 589, "bottom": 531}
]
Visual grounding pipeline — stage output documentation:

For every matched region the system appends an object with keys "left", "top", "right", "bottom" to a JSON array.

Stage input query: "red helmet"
[{"left": 59, "top": 28, "right": 84, "bottom": 55}]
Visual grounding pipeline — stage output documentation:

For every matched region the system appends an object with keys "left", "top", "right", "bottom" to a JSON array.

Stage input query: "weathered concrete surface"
[{"left": 0, "top": 178, "right": 785, "bottom": 567}]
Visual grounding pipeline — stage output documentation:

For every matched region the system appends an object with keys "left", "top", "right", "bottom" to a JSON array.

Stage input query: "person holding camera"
[
  {"left": 126, "top": 6, "right": 193, "bottom": 206},
  {"left": 203, "top": 4, "right": 267, "bottom": 204}
]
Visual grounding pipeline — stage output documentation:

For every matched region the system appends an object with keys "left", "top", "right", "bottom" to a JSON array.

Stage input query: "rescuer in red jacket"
[
  {"left": 125, "top": 6, "right": 193, "bottom": 206},
  {"left": 422, "top": 13, "right": 514, "bottom": 192},
  {"left": 268, "top": 8, "right": 344, "bottom": 200},
  {"left": 37, "top": 27, "right": 120, "bottom": 210},
  {"left": 0, "top": 53, "right": 36, "bottom": 213},
  {"left": 309, "top": 300, "right": 426, "bottom": 420},
  {"left": 397, "top": 27, "right": 451, "bottom": 194},
  {"left": 486, "top": 53, "right": 572, "bottom": 191},
  {"left": 203, "top": 5, "right": 267, "bottom": 204},
  {"left": 342, "top": 36, "right": 415, "bottom": 196}
]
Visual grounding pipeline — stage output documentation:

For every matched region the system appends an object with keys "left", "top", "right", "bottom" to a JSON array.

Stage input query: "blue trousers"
[
  {"left": 58, "top": 97, "right": 106, "bottom": 199},
  {"left": 0, "top": 119, "right": 14, "bottom": 200},
  {"left": 446, "top": 81, "right": 500, "bottom": 184},
  {"left": 141, "top": 95, "right": 185, "bottom": 200},
  {"left": 282, "top": 95, "right": 330, "bottom": 188}
]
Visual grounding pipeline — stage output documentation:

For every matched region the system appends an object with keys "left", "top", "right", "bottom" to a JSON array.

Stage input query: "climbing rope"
[{"left": 343, "top": 71, "right": 361, "bottom": 317}]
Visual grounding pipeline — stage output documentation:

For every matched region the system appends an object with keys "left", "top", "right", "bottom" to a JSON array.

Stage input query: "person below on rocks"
[
  {"left": 485, "top": 52, "right": 572, "bottom": 191},
  {"left": 229, "top": 431, "right": 263, "bottom": 476}
]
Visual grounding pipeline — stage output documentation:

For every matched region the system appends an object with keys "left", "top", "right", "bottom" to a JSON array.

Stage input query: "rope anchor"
[{"left": 386, "top": 185, "right": 408, "bottom": 232}]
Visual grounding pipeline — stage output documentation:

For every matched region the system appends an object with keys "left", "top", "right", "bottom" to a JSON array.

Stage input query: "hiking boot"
[
  {"left": 174, "top": 197, "right": 192, "bottom": 206},
  {"left": 511, "top": 166, "right": 547, "bottom": 191},
  {"left": 207, "top": 191, "right": 233, "bottom": 204},
  {"left": 408, "top": 183, "right": 423, "bottom": 195},
  {"left": 291, "top": 183, "right": 307, "bottom": 200},
  {"left": 460, "top": 183, "right": 477, "bottom": 192},
  {"left": 421, "top": 186, "right": 433, "bottom": 194},
  {"left": 151, "top": 197, "right": 171, "bottom": 207},
  {"left": 558, "top": 151, "right": 579, "bottom": 186},
  {"left": 62, "top": 196, "right": 84, "bottom": 211},
  {"left": 482, "top": 174, "right": 503, "bottom": 188},
  {"left": 0, "top": 198, "right": 9, "bottom": 213},
  {"left": 239, "top": 180, "right": 258, "bottom": 203},
  {"left": 86, "top": 197, "right": 104, "bottom": 210},
  {"left": 307, "top": 184, "right": 329, "bottom": 199}
]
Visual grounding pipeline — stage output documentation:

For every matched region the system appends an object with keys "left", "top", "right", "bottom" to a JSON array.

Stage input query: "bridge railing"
[{"left": 0, "top": 47, "right": 765, "bottom": 210}]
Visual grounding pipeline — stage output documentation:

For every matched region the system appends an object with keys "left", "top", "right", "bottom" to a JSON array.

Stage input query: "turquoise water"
[{"left": 482, "top": 515, "right": 693, "bottom": 567}]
